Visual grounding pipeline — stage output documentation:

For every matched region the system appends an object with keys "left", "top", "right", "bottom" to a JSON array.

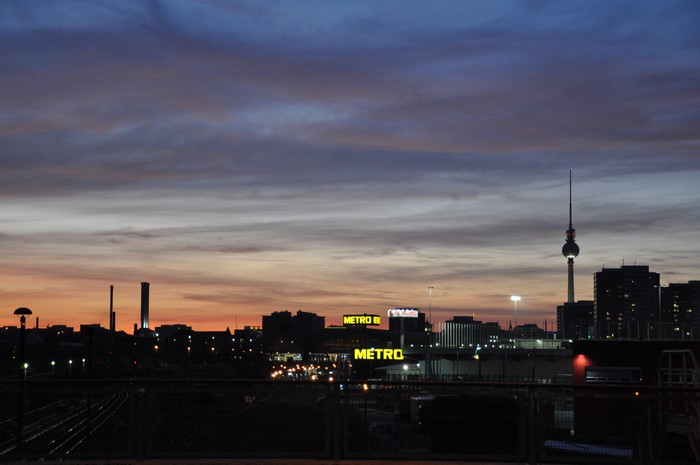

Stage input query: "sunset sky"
[{"left": 1, "top": 1, "right": 699, "bottom": 332}]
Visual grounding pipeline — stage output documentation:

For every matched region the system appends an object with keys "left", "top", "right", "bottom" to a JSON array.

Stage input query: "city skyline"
[{"left": 1, "top": 2, "right": 699, "bottom": 331}]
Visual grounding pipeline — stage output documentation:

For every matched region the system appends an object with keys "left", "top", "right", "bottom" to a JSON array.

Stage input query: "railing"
[{"left": 1, "top": 378, "right": 698, "bottom": 463}]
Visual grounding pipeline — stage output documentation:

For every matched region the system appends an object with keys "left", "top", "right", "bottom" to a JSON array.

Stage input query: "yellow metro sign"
[
  {"left": 354, "top": 348, "right": 404, "bottom": 360},
  {"left": 343, "top": 314, "right": 381, "bottom": 326}
]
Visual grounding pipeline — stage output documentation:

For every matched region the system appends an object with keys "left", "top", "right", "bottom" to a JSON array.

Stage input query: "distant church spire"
[{"left": 561, "top": 170, "right": 580, "bottom": 303}]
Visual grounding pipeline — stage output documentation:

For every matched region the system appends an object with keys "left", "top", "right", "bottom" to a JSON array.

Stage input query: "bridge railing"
[{"left": 1, "top": 378, "right": 698, "bottom": 463}]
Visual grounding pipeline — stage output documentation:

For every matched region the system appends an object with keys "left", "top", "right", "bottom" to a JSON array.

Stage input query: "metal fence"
[{"left": 1, "top": 378, "right": 698, "bottom": 463}]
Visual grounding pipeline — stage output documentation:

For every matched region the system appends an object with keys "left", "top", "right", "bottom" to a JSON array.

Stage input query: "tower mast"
[
  {"left": 569, "top": 171, "right": 573, "bottom": 233},
  {"left": 562, "top": 170, "right": 580, "bottom": 303}
]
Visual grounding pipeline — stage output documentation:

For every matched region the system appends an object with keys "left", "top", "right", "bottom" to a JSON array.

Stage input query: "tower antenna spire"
[{"left": 569, "top": 169, "right": 573, "bottom": 231}]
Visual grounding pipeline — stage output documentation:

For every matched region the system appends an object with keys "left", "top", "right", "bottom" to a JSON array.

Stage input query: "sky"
[{"left": 1, "top": 1, "right": 699, "bottom": 332}]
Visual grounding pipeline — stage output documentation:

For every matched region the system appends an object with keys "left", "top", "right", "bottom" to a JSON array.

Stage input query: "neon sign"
[
  {"left": 354, "top": 348, "right": 404, "bottom": 360},
  {"left": 343, "top": 314, "right": 381, "bottom": 326},
  {"left": 387, "top": 308, "right": 419, "bottom": 318}
]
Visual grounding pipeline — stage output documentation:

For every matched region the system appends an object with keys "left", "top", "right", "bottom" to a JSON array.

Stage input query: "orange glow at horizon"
[{"left": 1, "top": 273, "right": 561, "bottom": 333}]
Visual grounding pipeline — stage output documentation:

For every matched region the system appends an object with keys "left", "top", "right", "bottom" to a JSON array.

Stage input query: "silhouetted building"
[
  {"left": 388, "top": 309, "right": 428, "bottom": 347},
  {"left": 233, "top": 325, "right": 263, "bottom": 355},
  {"left": 262, "top": 310, "right": 325, "bottom": 337},
  {"left": 659, "top": 281, "right": 700, "bottom": 340},
  {"left": 292, "top": 310, "right": 325, "bottom": 334},
  {"left": 80, "top": 323, "right": 102, "bottom": 332},
  {"left": 557, "top": 300, "right": 594, "bottom": 340},
  {"left": 262, "top": 310, "right": 325, "bottom": 357},
  {"left": 432, "top": 316, "right": 497, "bottom": 348},
  {"left": 44, "top": 325, "right": 74, "bottom": 339},
  {"left": 388, "top": 310, "right": 425, "bottom": 332},
  {"left": 514, "top": 323, "right": 547, "bottom": 340},
  {"left": 155, "top": 324, "right": 192, "bottom": 340},
  {"left": 594, "top": 265, "right": 660, "bottom": 339},
  {"left": 194, "top": 328, "right": 233, "bottom": 363}
]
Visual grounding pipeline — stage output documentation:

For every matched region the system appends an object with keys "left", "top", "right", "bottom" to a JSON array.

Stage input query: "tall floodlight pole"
[
  {"left": 511, "top": 295, "right": 521, "bottom": 329},
  {"left": 428, "top": 286, "right": 434, "bottom": 329},
  {"left": 426, "top": 286, "right": 434, "bottom": 380}
]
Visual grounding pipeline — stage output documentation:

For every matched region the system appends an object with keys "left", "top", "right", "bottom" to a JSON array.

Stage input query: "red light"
[
  {"left": 573, "top": 354, "right": 591, "bottom": 383},
  {"left": 574, "top": 354, "right": 590, "bottom": 368}
]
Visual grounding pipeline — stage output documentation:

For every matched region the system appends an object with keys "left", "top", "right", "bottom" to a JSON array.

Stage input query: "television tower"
[{"left": 561, "top": 170, "right": 579, "bottom": 303}]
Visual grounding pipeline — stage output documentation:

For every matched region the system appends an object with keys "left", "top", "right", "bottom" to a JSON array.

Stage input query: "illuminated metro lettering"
[
  {"left": 343, "top": 314, "right": 381, "bottom": 326},
  {"left": 353, "top": 348, "right": 404, "bottom": 360}
]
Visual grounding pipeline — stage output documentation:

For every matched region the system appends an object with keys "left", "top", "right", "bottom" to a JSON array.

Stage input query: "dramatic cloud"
[{"left": 1, "top": 1, "right": 699, "bottom": 330}]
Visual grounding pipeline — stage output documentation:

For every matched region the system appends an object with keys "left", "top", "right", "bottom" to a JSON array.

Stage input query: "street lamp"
[
  {"left": 13, "top": 307, "right": 32, "bottom": 452},
  {"left": 13, "top": 307, "right": 32, "bottom": 378},
  {"left": 475, "top": 345, "right": 482, "bottom": 380},
  {"left": 511, "top": 295, "right": 521, "bottom": 329}
]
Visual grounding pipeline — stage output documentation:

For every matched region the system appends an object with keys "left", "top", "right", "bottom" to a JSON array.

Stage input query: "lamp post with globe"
[
  {"left": 13, "top": 307, "right": 32, "bottom": 452},
  {"left": 14, "top": 307, "right": 32, "bottom": 379}
]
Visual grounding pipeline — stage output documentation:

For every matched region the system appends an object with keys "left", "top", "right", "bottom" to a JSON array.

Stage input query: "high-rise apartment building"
[
  {"left": 594, "top": 265, "right": 660, "bottom": 339},
  {"left": 659, "top": 281, "right": 700, "bottom": 339}
]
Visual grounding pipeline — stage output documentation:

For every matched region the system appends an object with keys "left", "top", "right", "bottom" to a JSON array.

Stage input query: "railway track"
[{"left": 0, "top": 390, "right": 128, "bottom": 459}]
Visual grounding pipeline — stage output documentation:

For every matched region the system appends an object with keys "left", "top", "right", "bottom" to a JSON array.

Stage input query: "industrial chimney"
[
  {"left": 109, "top": 285, "right": 115, "bottom": 331},
  {"left": 140, "top": 282, "right": 150, "bottom": 330}
]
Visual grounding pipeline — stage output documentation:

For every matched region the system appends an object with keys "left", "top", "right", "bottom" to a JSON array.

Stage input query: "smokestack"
[
  {"left": 140, "top": 282, "right": 150, "bottom": 330},
  {"left": 35, "top": 317, "right": 39, "bottom": 329},
  {"left": 109, "top": 285, "right": 115, "bottom": 331}
]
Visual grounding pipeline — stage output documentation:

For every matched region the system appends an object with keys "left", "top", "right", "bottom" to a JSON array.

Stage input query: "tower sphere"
[{"left": 562, "top": 241, "right": 579, "bottom": 258}]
